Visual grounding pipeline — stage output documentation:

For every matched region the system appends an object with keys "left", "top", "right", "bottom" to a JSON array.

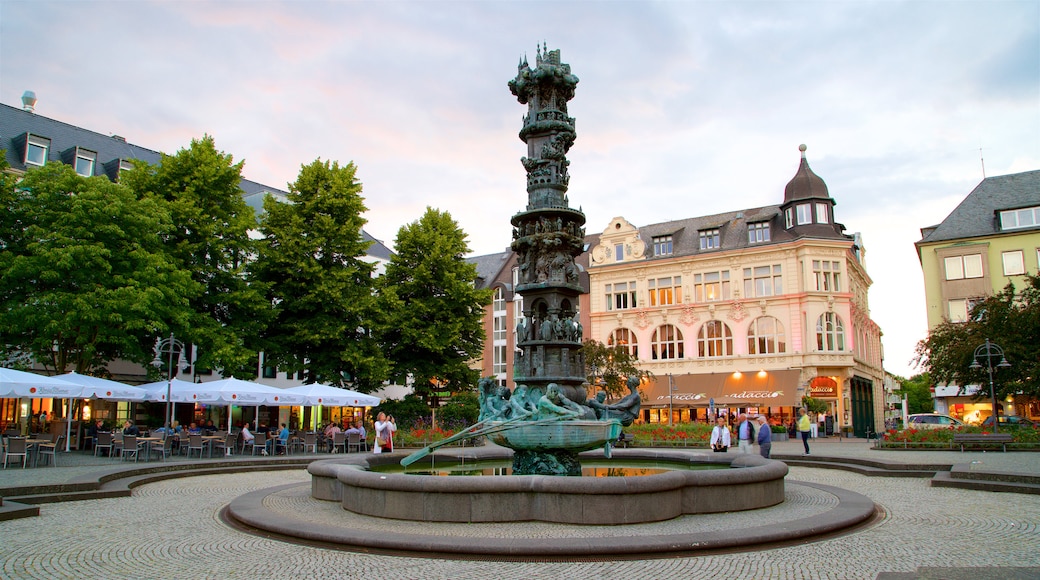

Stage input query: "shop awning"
[{"left": 643, "top": 369, "right": 802, "bottom": 408}]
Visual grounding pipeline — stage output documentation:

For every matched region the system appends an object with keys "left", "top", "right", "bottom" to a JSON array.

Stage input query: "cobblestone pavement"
[{"left": 2, "top": 438, "right": 1040, "bottom": 579}]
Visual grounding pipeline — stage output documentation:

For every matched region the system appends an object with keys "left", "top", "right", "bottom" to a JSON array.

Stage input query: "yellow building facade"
[{"left": 587, "top": 147, "right": 886, "bottom": 437}]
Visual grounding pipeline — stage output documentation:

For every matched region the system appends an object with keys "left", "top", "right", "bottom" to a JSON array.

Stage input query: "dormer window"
[
  {"left": 796, "top": 204, "right": 812, "bottom": 225},
  {"left": 699, "top": 228, "right": 720, "bottom": 250},
  {"left": 815, "top": 202, "right": 829, "bottom": 224},
  {"left": 1000, "top": 206, "right": 1040, "bottom": 230},
  {"left": 25, "top": 135, "right": 50, "bottom": 167},
  {"left": 75, "top": 149, "right": 97, "bottom": 177},
  {"left": 652, "top": 235, "right": 673, "bottom": 256},
  {"left": 748, "top": 222, "right": 770, "bottom": 244},
  {"left": 615, "top": 243, "right": 624, "bottom": 262}
]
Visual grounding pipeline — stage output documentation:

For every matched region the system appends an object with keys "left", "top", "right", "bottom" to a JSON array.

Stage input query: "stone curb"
[{"left": 225, "top": 479, "right": 876, "bottom": 558}]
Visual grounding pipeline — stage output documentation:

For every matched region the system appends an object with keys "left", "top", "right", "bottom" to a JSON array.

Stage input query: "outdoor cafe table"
[
  {"left": 137, "top": 436, "right": 163, "bottom": 461},
  {"left": 203, "top": 434, "right": 225, "bottom": 457},
  {"left": 24, "top": 438, "right": 51, "bottom": 467}
]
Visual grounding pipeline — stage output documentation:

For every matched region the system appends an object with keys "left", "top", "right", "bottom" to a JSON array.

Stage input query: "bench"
[
  {"left": 952, "top": 433, "right": 1013, "bottom": 452},
  {"left": 617, "top": 433, "right": 635, "bottom": 448}
]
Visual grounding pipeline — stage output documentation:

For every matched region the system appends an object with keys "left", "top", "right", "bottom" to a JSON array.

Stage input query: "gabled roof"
[
  {"left": 631, "top": 204, "right": 848, "bottom": 262},
  {"left": 1, "top": 102, "right": 393, "bottom": 260},
  {"left": 1, "top": 102, "right": 162, "bottom": 172},
  {"left": 918, "top": 169, "right": 1040, "bottom": 244},
  {"left": 467, "top": 250, "right": 513, "bottom": 290}
]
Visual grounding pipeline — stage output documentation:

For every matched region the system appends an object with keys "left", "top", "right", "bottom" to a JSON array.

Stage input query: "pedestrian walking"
[
  {"left": 734, "top": 413, "right": 756, "bottom": 454},
  {"left": 756, "top": 416, "right": 771, "bottom": 458},
  {"left": 797, "top": 408, "right": 812, "bottom": 455}
]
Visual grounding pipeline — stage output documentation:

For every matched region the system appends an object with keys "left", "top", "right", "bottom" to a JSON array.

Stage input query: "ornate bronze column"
[{"left": 508, "top": 44, "right": 587, "bottom": 405}]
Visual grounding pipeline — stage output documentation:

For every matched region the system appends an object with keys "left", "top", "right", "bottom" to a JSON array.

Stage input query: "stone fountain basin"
[{"left": 309, "top": 448, "right": 788, "bottom": 525}]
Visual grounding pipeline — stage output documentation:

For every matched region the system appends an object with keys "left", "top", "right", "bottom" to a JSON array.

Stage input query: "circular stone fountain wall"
[{"left": 308, "top": 448, "right": 788, "bottom": 525}]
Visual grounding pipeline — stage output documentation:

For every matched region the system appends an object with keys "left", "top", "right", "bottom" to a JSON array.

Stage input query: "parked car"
[
  {"left": 907, "top": 413, "right": 965, "bottom": 429},
  {"left": 981, "top": 415, "right": 1039, "bottom": 428}
]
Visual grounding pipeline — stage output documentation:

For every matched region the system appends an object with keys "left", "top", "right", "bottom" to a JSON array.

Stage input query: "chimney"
[{"left": 21, "top": 90, "right": 37, "bottom": 113}]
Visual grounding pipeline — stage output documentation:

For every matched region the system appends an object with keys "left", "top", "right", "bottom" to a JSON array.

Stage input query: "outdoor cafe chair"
[
  {"left": 36, "top": 434, "right": 64, "bottom": 467},
  {"left": 186, "top": 434, "right": 206, "bottom": 459},
  {"left": 3, "top": 437, "right": 28, "bottom": 469},
  {"left": 274, "top": 434, "right": 290, "bottom": 456},
  {"left": 151, "top": 436, "right": 174, "bottom": 462},
  {"left": 94, "top": 432, "right": 114, "bottom": 457},
  {"left": 347, "top": 432, "right": 361, "bottom": 454},
  {"left": 120, "top": 435, "right": 144, "bottom": 462},
  {"left": 251, "top": 433, "right": 268, "bottom": 456},
  {"left": 300, "top": 432, "right": 318, "bottom": 454},
  {"left": 111, "top": 433, "right": 125, "bottom": 459},
  {"left": 332, "top": 432, "right": 346, "bottom": 453},
  {"left": 213, "top": 433, "right": 235, "bottom": 457}
]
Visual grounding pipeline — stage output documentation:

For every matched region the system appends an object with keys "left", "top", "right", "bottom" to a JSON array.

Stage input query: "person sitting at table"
[
  {"left": 86, "top": 419, "right": 106, "bottom": 449},
  {"left": 324, "top": 422, "right": 341, "bottom": 453},
  {"left": 187, "top": 422, "right": 201, "bottom": 435},
  {"left": 275, "top": 423, "right": 290, "bottom": 455},
  {"left": 122, "top": 420, "right": 140, "bottom": 437},
  {"left": 201, "top": 419, "right": 217, "bottom": 435},
  {"left": 241, "top": 422, "right": 255, "bottom": 448}
]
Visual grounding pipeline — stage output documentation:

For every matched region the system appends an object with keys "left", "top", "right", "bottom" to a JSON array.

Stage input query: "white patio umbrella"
[
  {"left": 192, "top": 377, "right": 307, "bottom": 433},
  {"left": 57, "top": 372, "right": 147, "bottom": 451},
  {"left": 0, "top": 367, "right": 81, "bottom": 398},
  {"left": 58, "top": 372, "right": 146, "bottom": 401},
  {"left": 0, "top": 368, "right": 82, "bottom": 452},
  {"left": 138, "top": 378, "right": 201, "bottom": 403},
  {"left": 284, "top": 384, "right": 381, "bottom": 430},
  {"left": 284, "top": 383, "right": 381, "bottom": 407}
]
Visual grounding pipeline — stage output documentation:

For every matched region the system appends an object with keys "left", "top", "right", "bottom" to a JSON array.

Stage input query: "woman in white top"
[
  {"left": 710, "top": 417, "right": 732, "bottom": 452},
  {"left": 372, "top": 412, "right": 397, "bottom": 454}
]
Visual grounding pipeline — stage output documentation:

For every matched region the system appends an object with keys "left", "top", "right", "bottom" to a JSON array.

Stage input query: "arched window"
[
  {"left": 747, "top": 316, "right": 786, "bottom": 355},
  {"left": 651, "top": 325, "right": 683, "bottom": 360},
  {"left": 697, "top": 320, "right": 733, "bottom": 357},
  {"left": 608, "top": 328, "right": 639, "bottom": 358},
  {"left": 816, "top": 312, "right": 845, "bottom": 352}
]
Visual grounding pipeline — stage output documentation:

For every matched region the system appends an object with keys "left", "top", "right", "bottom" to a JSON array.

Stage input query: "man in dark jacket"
[
  {"left": 735, "top": 414, "right": 756, "bottom": 454},
  {"left": 756, "top": 416, "right": 772, "bottom": 458}
]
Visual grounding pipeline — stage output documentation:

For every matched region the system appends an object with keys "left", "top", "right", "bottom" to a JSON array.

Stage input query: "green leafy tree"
[
  {"left": 895, "top": 373, "right": 935, "bottom": 414},
  {"left": 581, "top": 339, "right": 651, "bottom": 400},
  {"left": 915, "top": 275, "right": 1040, "bottom": 399},
  {"left": 373, "top": 394, "right": 433, "bottom": 429},
  {"left": 436, "top": 391, "right": 480, "bottom": 429},
  {"left": 122, "top": 136, "right": 268, "bottom": 376},
  {"left": 0, "top": 161, "right": 193, "bottom": 373},
  {"left": 250, "top": 159, "right": 387, "bottom": 389},
  {"left": 376, "top": 207, "right": 492, "bottom": 403},
  {"left": 800, "top": 396, "right": 829, "bottom": 415}
]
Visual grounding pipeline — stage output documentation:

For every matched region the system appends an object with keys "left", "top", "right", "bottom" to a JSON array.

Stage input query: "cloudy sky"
[{"left": 3, "top": 1, "right": 1038, "bottom": 379}]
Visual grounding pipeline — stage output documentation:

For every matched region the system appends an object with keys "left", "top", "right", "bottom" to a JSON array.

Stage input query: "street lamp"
[
  {"left": 152, "top": 333, "right": 184, "bottom": 432},
  {"left": 968, "top": 338, "right": 1012, "bottom": 433},
  {"left": 668, "top": 374, "right": 676, "bottom": 426}
]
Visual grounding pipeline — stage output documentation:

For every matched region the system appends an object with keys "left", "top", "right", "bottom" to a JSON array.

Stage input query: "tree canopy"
[
  {"left": 376, "top": 207, "right": 492, "bottom": 401},
  {"left": 122, "top": 135, "right": 268, "bottom": 377},
  {"left": 581, "top": 339, "right": 650, "bottom": 400},
  {"left": 894, "top": 373, "right": 935, "bottom": 414},
  {"left": 914, "top": 274, "right": 1040, "bottom": 399},
  {"left": 0, "top": 161, "right": 193, "bottom": 373},
  {"left": 250, "top": 159, "right": 387, "bottom": 390}
]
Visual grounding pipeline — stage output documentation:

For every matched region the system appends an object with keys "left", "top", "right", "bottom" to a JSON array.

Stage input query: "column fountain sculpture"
[{"left": 403, "top": 45, "right": 633, "bottom": 476}]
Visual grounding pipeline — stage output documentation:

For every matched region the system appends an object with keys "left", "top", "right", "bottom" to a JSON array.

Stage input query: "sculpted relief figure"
[{"left": 535, "top": 383, "right": 584, "bottom": 421}]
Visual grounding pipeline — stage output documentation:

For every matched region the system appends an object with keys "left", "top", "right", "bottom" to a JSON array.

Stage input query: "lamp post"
[
  {"left": 668, "top": 374, "right": 676, "bottom": 426},
  {"left": 968, "top": 338, "right": 1012, "bottom": 433},
  {"left": 152, "top": 333, "right": 184, "bottom": 432}
]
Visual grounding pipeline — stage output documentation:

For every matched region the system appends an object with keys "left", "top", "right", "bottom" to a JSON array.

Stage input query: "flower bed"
[
  {"left": 624, "top": 423, "right": 714, "bottom": 448},
  {"left": 877, "top": 425, "right": 1040, "bottom": 449}
]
